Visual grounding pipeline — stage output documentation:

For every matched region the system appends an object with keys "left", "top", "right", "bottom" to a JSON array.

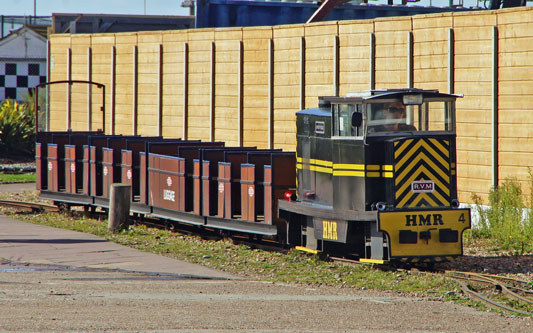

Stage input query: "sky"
[{"left": 4, "top": 0, "right": 191, "bottom": 16}]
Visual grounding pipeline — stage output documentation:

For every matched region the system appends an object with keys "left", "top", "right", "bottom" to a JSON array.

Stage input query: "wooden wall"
[{"left": 48, "top": 7, "right": 533, "bottom": 203}]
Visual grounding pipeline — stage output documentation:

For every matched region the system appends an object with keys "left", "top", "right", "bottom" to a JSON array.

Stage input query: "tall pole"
[{"left": 34, "top": 0, "right": 36, "bottom": 17}]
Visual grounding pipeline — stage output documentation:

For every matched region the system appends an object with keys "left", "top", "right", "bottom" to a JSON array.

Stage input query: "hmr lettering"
[
  {"left": 322, "top": 220, "right": 338, "bottom": 240},
  {"left": 405, "top": 214, "right": 443, "bottom": 226},
  {"left": 163, "top": 189, "right": 175, "bottom": 202}
]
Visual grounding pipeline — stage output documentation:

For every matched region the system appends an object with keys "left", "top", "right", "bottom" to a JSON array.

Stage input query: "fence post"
[{"left": 108, "top": 183, "right": 131, "bottom": 232}]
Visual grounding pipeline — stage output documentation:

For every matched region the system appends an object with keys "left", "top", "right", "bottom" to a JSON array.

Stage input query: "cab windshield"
[{"left": 366, "top": 100, "right": 454, "bottom": 135}]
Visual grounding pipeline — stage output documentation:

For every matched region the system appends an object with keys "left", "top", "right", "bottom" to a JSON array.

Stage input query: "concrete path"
[
  {"left": 0, "top": 182, "right": 36, "bottom": 193},
  {"left": 0, "top": 214, "right": 237, "bottom": 279}
]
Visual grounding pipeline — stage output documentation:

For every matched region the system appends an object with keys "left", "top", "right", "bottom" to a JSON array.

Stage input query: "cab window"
[
  {"left": 367, "top": 100, "right": 453, "bottom": 135},
  {"left": 333, "top": 103, "right": 363, "bottom": 137}
]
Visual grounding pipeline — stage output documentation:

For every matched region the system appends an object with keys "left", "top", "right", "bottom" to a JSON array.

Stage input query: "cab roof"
[{"left": 320, "top": 88, "right": 462, "bottom": 104}]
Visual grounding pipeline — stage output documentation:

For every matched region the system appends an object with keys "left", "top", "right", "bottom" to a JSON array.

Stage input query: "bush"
[
  {"left": 471, "top": 172, "right": 533, "bottom": 255},
  {"left": 0, "top": 99, "right": 35, "bottom": 157}
]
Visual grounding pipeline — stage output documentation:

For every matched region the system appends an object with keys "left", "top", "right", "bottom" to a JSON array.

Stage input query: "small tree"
[{"left": 0, "top": 99, "right": 35, "bottom": 158}]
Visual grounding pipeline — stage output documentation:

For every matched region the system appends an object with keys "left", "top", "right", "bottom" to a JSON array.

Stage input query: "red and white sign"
[
  {"left": 127, "top": 169, "right": 132, "bottom": 180},
  {"left": 48, "top": 161, "right": 52, "bottom": 171},
  {"left": 70, "top": 163, "right": 75, "bottom": 173},
  {"left": 167, "top": 176, "right": 172, "bottom": 187},
  {"left": 103, "top": 166, "right": 108, "bottom": 176},
  {"left": 248, "top": 186, "right": 254, "bottom": 197},
  {"left": 218, "top": 183, "right": 224, "bottom": 194}
]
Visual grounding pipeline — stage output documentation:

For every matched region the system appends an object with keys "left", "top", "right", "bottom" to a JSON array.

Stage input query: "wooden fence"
[{"left": 47, "top": 7, "right": 533, "bottom": 203}]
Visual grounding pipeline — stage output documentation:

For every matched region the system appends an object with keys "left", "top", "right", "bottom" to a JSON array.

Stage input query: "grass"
[{"left": 0, "top": 172, "right": 36, "bottom": 184}]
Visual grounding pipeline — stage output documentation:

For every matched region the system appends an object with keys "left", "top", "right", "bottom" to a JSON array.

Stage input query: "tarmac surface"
[
  {"left": 0, "top": 183, "right": 531, "bottom": 331},
  {"left": 0, "top": 214, "right": 236, "bottom": 279}
]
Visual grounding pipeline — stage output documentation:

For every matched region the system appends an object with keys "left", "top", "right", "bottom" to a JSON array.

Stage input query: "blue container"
[{"left": 195, "top": 0, "right": 474, "bottom": 28}]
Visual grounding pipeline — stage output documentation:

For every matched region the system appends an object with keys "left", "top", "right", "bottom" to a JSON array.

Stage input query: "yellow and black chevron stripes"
[
  {"left": 398, "top": 256, "right": 454, "bottom": 263},
  {"left": 394, "top": 138, "right": 451, "bottom": 208},
  {"left": 296, "top": 157, "right": 392, "bottom": 178}
]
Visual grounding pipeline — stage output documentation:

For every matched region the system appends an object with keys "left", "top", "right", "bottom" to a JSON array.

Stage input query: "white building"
[{"left": 0, "top": 25, "right": 48, "bottom": 101}]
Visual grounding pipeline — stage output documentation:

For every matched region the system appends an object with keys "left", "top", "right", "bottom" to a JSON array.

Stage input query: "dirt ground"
[{"left": 0, "top": 262, "right": 531, "bottom": 332}]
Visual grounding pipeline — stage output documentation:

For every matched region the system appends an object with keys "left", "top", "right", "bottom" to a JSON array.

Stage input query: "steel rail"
[
  {"left": 0, "top": 200, "right": 59, "bottom": 212},
  {"left": 447, "top": 271, "right": 533, "bottom": 314},
  {"left": 453, "top": 278, "right": 532, "bottom": 316}
]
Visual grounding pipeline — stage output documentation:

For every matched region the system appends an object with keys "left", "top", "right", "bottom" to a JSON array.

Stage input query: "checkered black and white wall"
[{"left": 0, "top": 61, "right": 47, "bottom": 101}]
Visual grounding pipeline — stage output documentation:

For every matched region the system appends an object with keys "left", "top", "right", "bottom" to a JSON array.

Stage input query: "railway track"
[
  {"left": 446, "top": 271, "right": 533, "bottom": 316},
  {"left": 2, "top": 199, "right": 532, "bottom": 316},
  {"left": 329, "top": 256, "right": 533, "bottom": 316},
  {"left": 0, "top": 199, "right": 59, "bottom": 213}
]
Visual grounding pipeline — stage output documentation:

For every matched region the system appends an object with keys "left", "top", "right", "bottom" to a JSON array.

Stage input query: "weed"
[{"left": 471, "top": 172, "right": 533, "bottom": 254}]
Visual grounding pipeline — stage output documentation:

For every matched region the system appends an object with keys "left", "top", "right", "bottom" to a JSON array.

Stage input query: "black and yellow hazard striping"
[
  {"left": 296, "top": 157, "right": 393, "bottom": 178},
  {"left": 394, "top": 138, "right": 451, "bottom": 208},
  {"left": 398, "top": 256, "right": 455, "bottom": 263}
]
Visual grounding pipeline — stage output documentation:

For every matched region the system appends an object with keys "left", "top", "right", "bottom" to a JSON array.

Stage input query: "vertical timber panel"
[
  {"left": 337, "top": 20, "right": 373, "bottom": 96},
  {"left": 374, "top": 16, "right": 411, "bottom": 89},
  {"left": 188, "top": 29, "right": 214, "bottom": 141},
  {"left": 242, "top": 26, "right": 272, "bottom": 149},
  {"left": 412, "top": 13, "right": 453, "bottom": 92},
  {"left": 162, "top": 31, "right": 186, "bottom": 138},
  {"left": 304, "top": 22, "right": 337, "bottom": 108},
  {"left": 214, "top": 28, "right": 242, "bottom": 146},
  {"left": 137, "top": 32, "right": 162, "bottom": 136},
  {"left": 273, "top": 24, "right": 304, "bottom": 150},
  {"left": 115, "top": 33, "right": 136, "bottom": 135},
  {"left": 70, "top": 35, "right": 90, "bottom": 131},
  {"left": 453, "top": 12, "right": 496, "bottom": 203},
  {"left": 91, "top": 34, "right": 115, "bottom": 134},
  {"left": 497, "top": 10, "right": 533, "bottom": 196}
]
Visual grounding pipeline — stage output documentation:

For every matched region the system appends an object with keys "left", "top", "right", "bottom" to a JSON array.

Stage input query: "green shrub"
[
  {"left": 471, "top": 172, "right": 533, "bottom": 254},
  {"left": 0, "top": 99, "right": 35, "bottom": 157}
]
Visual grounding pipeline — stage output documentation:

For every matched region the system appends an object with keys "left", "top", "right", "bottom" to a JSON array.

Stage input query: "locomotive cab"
[{"left": 280, "top": 89, "right": 471, "bottom": 264}]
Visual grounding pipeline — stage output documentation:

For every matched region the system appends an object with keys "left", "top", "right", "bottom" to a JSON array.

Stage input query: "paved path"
[
  {"left": 0, "top": 214, "right": 237, "bottom": 279},
  {"left": 0, "top": 182, "right": 36, "bottom": 193}
]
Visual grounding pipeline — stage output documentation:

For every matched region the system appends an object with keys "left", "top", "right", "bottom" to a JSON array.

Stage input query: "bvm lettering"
[{"left": 405, "top": 214, "right": 443, "bottom": 226}]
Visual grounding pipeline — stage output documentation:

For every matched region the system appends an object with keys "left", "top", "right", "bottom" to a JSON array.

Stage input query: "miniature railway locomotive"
[
  {"left": 279, "top": 88, "right": 471, "bottom": 264},
  {"left": 36, "top": 84, "right": 470, "bottom": 264}
]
